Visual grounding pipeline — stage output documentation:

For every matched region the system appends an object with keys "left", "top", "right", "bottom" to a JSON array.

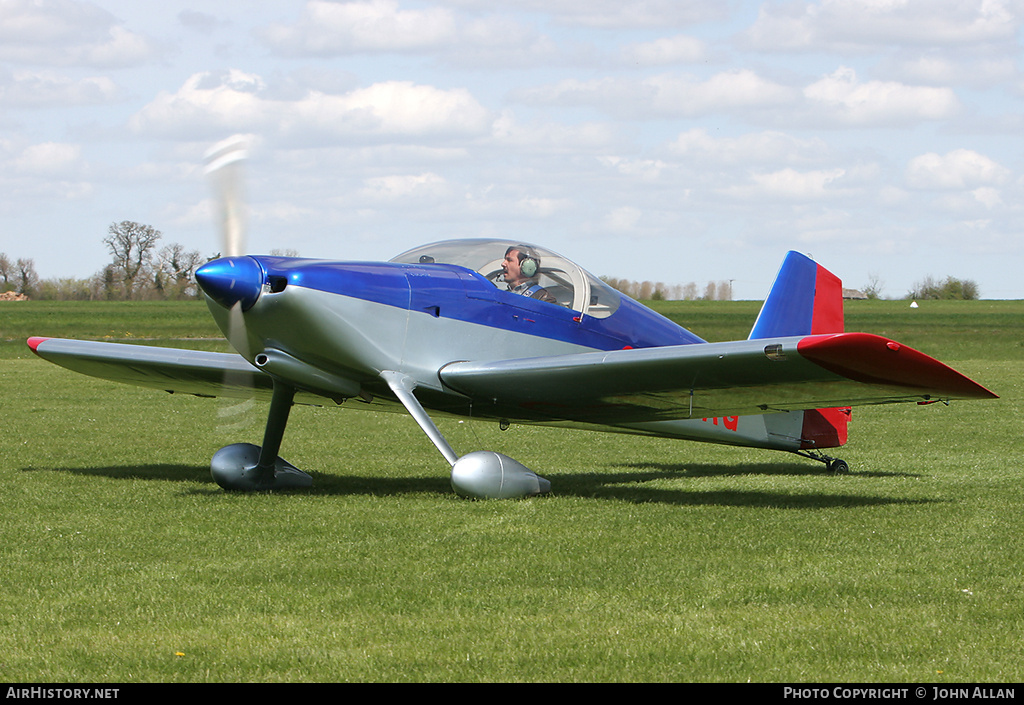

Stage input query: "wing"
[
  {"left": 28, "top": 337, "right": 278, "bottom": 401},
  {"left": 439, "top": 333, "right": 997, "bottom": 424}
]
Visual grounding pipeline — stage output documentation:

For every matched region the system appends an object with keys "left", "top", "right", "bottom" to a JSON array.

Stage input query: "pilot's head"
[{"left": 502, "top": 245, "right": 540, "bottom": 285}]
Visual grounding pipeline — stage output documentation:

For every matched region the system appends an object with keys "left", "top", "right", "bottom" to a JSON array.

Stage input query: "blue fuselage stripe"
[{"left": 257, "top": 258, "right": 703, "bottom": 351}]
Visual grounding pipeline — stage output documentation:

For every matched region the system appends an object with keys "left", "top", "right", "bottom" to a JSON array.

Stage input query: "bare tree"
[
  {"left": 719, "top": 280, "right": 733, "bottom": 301},
  {"left": 103, "top": 221, "right": 162, "bottom": 299},
  {"left": 0, "top": 253, "right": 12, "bottom": 291},
  {"left": 15, "top": 258, "right": 39, "bottom": 297},
  {"left": 155, "top": 243, "right": 204, "bottom": 299},
  {"left": 864, "top": 273, "right": 884, "bottom": 300}
]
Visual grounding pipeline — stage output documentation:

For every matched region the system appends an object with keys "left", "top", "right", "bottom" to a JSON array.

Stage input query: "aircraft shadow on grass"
[
  {"left": 613, "top": 460, "right": 923, "bottom": 480},
  {"left": 29, "top": 462, "right": 938, "bottom": 510}
]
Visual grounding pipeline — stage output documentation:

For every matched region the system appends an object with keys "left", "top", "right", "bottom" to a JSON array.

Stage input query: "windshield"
[{"left": 390, "top": 239, "right": 620, "bottom": 318}]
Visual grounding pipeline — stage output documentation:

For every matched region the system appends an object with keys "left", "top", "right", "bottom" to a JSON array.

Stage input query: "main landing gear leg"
[
  {"left": 381, "top": 371, "right": 551, "bottom": 499},
  {"left": 211, "top": 381, "right": 313, "bottom": 491},
  {"left": 794, "top": 450, "right": 850, "bottom": 474}
]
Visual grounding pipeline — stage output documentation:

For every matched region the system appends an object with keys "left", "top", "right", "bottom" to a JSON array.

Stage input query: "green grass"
[
  {"left": 1, "top": 300, "right": 1022, "bottom": 681},
  {"left": 0, "top": 300, "right": 226, "bottom": 358}
]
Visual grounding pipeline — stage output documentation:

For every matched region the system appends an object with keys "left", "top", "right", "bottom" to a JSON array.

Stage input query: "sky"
[{"left": 1, "top": 0, "right": 1022, "bottom": 301}]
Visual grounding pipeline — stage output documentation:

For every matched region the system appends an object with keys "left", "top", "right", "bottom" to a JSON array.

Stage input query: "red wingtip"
[
  {"left": 798, "top": 333, "right": 999, "bottom": 400},
  {"left": 27, "top": 337, "right": 49, "bottom": 353}
]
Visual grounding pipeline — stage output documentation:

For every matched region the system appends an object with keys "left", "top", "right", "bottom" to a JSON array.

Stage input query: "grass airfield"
[{"left": 1, "top": 299, "right": 1021, "bottom": 682}]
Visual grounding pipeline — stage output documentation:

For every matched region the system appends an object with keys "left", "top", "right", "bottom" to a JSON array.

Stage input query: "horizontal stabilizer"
[
  {"left": 440, "top": 332, "right": 997, "bottom": 425},
  {"left": 796, "top": 333, "right": 997, "bottom": 401}
]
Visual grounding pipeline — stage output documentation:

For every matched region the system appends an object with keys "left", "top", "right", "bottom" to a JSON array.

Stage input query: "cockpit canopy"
[{"left": 390, "top": 239, "right": 621, "bottom": 319}]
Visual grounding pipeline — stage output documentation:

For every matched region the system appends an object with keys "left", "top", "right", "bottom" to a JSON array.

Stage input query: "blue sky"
[{"left": 1, "top": 0, "right": 1022, "bottom": 300}]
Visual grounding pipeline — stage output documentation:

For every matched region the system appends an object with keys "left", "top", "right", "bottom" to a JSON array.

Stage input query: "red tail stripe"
[{"left": 811, "top": 264, "right": 844, "bottom": 335}]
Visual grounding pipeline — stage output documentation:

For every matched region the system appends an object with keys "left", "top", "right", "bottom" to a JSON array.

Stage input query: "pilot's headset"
[{"left": 512, "top": 245, "right": 540, "bottom": 278}]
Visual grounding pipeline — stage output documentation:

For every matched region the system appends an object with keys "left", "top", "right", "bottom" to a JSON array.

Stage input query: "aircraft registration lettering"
[{"left": 702, "top": 416, "right": 739, "bottom": 432}]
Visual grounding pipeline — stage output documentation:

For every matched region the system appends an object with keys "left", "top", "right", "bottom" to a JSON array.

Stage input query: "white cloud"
[
  {"left": 622, "top": 35, "right": 706, "bottom": 66},
  {"left": 262, "top": 0, "right": 457, "bottom": 55},
  {"left": 128, "top": 70, "right": 267, "bottom": 137},
  {"left": 262, "top": 1, "right": 559, "bottom": 69},
  {"left": 129, "top": 71, "right": 494, "bottom": 142},
  {"left": 513, "top": 197, "right": 571, "bottom": 218},
  {"left": 650, "top": 70, "right": 794, "bottom": 115},
  {"left": 882, "top": 52, "right": 1017, "bottom": 88},
  {"left": 599, "top": 156, "right": 670, "bottom": 182},
  {"left": 746, "top": 0, "right": 1022, "bottom": 51},
  {"left": 0, "top": 139, "right": 91, "bottom": 203},
  {"left": 804, "top": 66, "right": 960, "bottom": 125},
  {"left": 0, "top": 69, "right": 119, "bottom": 107},
  {"left": 669, "top": 128, "right": 829, "bottom": 166},
  {"left": 906, "top": 149, "right": 1011, "bottom": 189},
  {"left": 10, "top": 141, "right": 83, "bottom": 176},
  {"left": 177, "top": 10, "right": 228, "bottom": 35},
  {"left": 491, "top": 110, "right": 617, "bottom": 153},
  {"left": 0, "top": 0, "right": 160, "bottom": 67},
  {"left": 499, "top": 0, "right": 726, "bottom": 29},
  {"left": 747, "top": 167, "right": 849, "bottom": 199},
  {"left": 81, "top": 25, "right": 156, "bottom": 67},
  {"left": 972, "top": 186, "right": 1004, "bottom": 208},
  {"left": 358, "top": 172, "right": 451, "bottom": 203},
  {"left": 518, "top": 70, "right": 794, "bottom": 118},
  {"left": 604, "top": 205, "right": 643, "bottom": 231}
]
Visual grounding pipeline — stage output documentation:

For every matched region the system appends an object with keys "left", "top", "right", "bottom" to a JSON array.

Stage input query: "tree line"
[
  {"left": 1, "top": 223, "right": 982, "bottom": 302},
  {"left": 601, "top": 277, "right": 734, "bottom": 301},
  {"left": 907, "top": 275, "right": 980, "bottom": 301},
  {"left": 2, "top": 221, "right": 207, "bottom": 301},
  {"left": 604, "top": 274, "right": 982, "bottom": 302}
]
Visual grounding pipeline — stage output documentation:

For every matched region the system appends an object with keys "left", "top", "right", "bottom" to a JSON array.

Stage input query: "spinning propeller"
[
  {"left": 200, "top": 136, "right": 255, "bottom": 360},
  {"left": 197, "top": 136, "right": 312, "bottom": 491},
  {"left": 204, "top": 135, "right": 248, "bottom": 258}
]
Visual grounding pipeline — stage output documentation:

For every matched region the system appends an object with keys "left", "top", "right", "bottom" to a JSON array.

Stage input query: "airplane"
[
  {"left": 26, "top": 141, "right": 997, "bottom": 499},
  {"left": 27, "top": 238, "right": 998, "bottom": 499}
]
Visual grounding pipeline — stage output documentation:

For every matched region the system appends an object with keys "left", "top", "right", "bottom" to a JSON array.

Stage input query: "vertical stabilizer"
[
  {"left": 749, "top": 251, "right": 849, "bottom": 449},
  {"left": 749, "top": 251, "right": 844, "bottom": 340}
]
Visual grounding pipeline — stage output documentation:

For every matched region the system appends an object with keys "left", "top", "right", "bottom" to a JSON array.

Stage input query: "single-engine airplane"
[
  {"left": 28, "top": 239, "right": 998, "bottom": 498},
  {"left": 27, "top": 141, "right": 997, "bottom": 499}
]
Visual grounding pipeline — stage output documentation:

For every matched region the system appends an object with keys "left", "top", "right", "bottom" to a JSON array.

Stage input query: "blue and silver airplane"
[
  {"left": 27, "top": 139, "right": 997, "bottom": 499},
  {"left": 28, "top": 238, "right": 996, "bottom": 499}
]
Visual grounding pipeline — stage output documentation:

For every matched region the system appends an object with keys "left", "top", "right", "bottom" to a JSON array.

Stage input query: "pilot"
[{"left": 502, "top": 245, "right": 557, "bottom": 304}]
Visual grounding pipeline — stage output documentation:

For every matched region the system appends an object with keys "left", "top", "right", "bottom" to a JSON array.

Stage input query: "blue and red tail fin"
[
  {"left": 749, "top": 251, "right": 849, "bottom": 449},
  {"left": 749, "top": 250, "right": 844, "bottom": 340}
]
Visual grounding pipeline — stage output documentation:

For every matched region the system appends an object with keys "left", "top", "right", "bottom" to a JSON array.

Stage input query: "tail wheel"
[{"left": 827, "top": 458, "right": 850, "bottom": 474}]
